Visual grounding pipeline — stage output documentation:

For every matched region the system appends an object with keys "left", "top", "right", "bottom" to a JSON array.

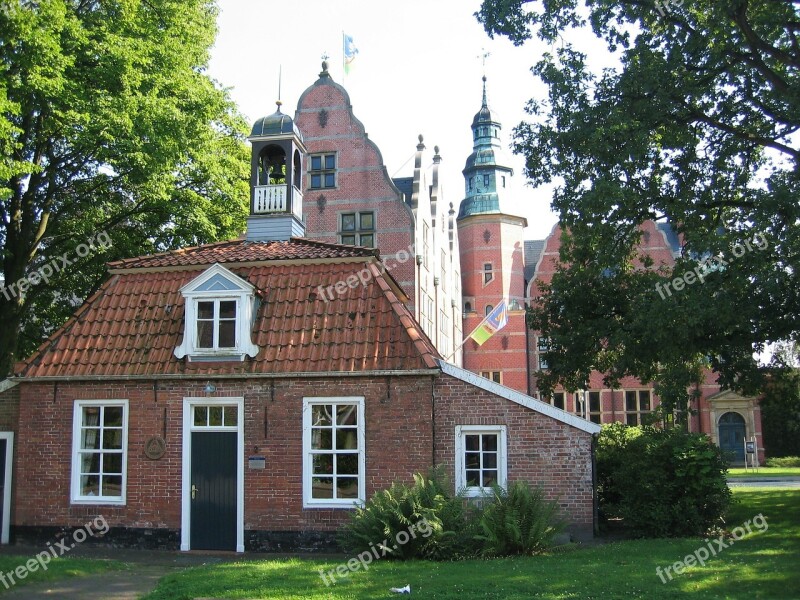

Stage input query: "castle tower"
[
  {"left": 457, "top": 77, "right": 529, "bottom": 392},
  {"left": 246, "top": 101, "right": 306, "bottom": 241}
]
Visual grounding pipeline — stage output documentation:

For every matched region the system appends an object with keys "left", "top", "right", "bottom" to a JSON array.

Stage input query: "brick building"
[{"left": 0, "top": 94, "right": 598, "bottom": 550}]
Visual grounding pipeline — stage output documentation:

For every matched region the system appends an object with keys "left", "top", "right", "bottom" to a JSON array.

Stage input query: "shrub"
[
  {"left": 596, "top": 424, "right": 731, "bottom": 537},
  {"left": 765, "top": 456, "right": 800, "bottom": 467},
  {"left": 337, "top": 471, "right": 479, "bottom": 560},
  {"left": 476, "top": 481, "right": 566, "bottom": 556}
]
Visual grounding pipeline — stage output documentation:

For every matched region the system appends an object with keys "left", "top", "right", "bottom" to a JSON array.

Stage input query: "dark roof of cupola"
[
  {"left": 471, "top": 76, "right": 499, "bottom": 127},
  {"left": 250, "top": 102, "right": 302, "bottom": 139}
]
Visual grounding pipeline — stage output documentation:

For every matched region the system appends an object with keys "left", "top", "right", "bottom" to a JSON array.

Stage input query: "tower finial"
[
  {"left": 478, "top": 50, "right": 490, "bottom": 107},
  {"left": 276, "top": 65, "right": 283, "bottom": 110}
]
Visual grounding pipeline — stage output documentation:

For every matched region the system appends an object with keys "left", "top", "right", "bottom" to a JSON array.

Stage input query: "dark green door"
[
  {"left": 718, "top": 412, "right": 746, "bottom": 464},
  {"left": 0, "top": 439, "right": 6, "bottom": 542},
  {"left": 190, "top": 431, "right": 237, "bottom": 550}
]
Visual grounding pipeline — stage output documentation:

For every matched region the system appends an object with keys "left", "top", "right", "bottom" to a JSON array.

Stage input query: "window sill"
[
  {"left": 303, "top": 500, "right": 364, "bottom": 510},
  {"left": 71, "top": 498, "right": 126, "bottom": 506}
]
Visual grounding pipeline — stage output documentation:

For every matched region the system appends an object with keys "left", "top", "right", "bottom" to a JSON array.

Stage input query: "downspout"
[
  {"left": 431, "top": 376, "right": 437, "bottom": 468},
  {"left": 524, "top": 303, "right": 532, "bottom": 396},
  {"left": 591, "top": 433, "right": 599, "bottom": 537}
]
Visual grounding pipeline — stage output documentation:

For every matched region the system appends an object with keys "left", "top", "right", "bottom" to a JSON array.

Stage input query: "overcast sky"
[{"left": 208, "top": 0, "right": 608, "bottom": 240}]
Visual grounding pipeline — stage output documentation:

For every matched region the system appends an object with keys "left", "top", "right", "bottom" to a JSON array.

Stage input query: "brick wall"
[{"left": 433, "top": 374, "right": 595, "bottom": 539}]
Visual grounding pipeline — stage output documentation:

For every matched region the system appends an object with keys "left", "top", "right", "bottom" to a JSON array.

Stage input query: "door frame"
[
  {"left": 0, "top": 432, "right": 12, "bottom": 544},
  {"left": 181, "top": 397, "right": 244, "bottom": 552}
]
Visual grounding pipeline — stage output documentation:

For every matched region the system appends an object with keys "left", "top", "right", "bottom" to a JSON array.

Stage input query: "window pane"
[
  {"left": 101, "top": 475, "right": 122, "bottom": 497},
  {"left": 103, "top": 453, "right": 123, "bottom": 475},
  {"left": 553, "top": 393, "right": 564, "bottom": 410},
  {"left": 197, "top": 321, "right": 213, "bottom": 348},
  {"left": 337, "top": 454, "right": 359, "bottom": 475},
  {"left": 312, "top": 454, "right": 334, "bottom": 475},
  {"left": 359, "top": 212, "right": 374, "bottom": 230},
  {"left": 310, "top": 174, "right": 321, "bottom": 188},
  {"left": 194, "top": 406, "right": 207, "bottom": 426},
  {"left": 341, "top": 214, "right": 356, "bottom": 231},
  {"left": 466, "top": 470, "right": 480, "bottom": 487},
  {"left": 197, "top": 301, "right": 214, "bottom": 319},
  {"left": 81, "top": 453, "right": 101, "bottom": 474},
  {"left": 312, "top": 405, "right": 332, "bottom": 426},
  {"left": 626, "top": 413, "right": 639, "bottom": 426},
  {"left": 223, "top": 406, "right": 237, "bottom": 427},
  {"left": 336, "top": 429, "right": 358, "bottom": 450},
  {"left": 589, "top": 392, "right": 600, "bottom": 412},
  {"left": 81, "top": 429, "right": 101, "bottom": 450},
  {"left": 336, "top": 404, "right": 357, "bottom": 425},
  {"left": 324, "top": 173, "right": 335, "bottom": 187},
  {"left": 341, "top": 235, "right": 356, "bottom": 245},
  {"left": 219, "top": 301, "right": 236, "bottom": 319},
  {"left": 311, "top": 156, "right": 322, "bottom": 170},
  {"left": 324, "top": 154, "right": 336, "bottom": 169},
  {"left": 81, "top": 475, "right": 100, "bottom": 497},
  {"left": 465, "top": 452, "right": 480, "bottom": 469},
  {"left": 102, "top": 430, "right": 122, "bottom": 450},
  {"left": 591, "top": 414, "right": 602, "bottom": 424},
  {"left": 465, "top": 435, "right": 480, "bottom": 451},
  {"left": 104, "top": 407, "right": 123, "bottom": 427},
  {"left": 209, "top": 406, "right": 223, "bottom": 426},
  {"left": 482, "top": 435, "right": 497, "bottom": 452},
  {"left": 83, "top": 406, "right": 101, "bottom": 426},
  {"left": 640, "top": 391, "right": 651, "bottom": 411},
  {"left": 483, "top": 453, "right": 497, "bottom": 469},
  {"left": 218, "top": 320, "right": 236, "bottom": 348},
  {"left": 625, "top": 391, "right": 637, "bottom": 411},
  {"left": 337, "top": 477, "right": 359, "bottom": 498},
  {"left": 482, "top": 470, "right": 497, "bottom": 487},
  {"left": 311, "top": 429, "right": 332, "bottom": 450},
  {"left": 312, "top": 477, "right": 333, "bottom": 498},
  {"left": 359, "top": 234, "right": 374, "bottom": 248}
]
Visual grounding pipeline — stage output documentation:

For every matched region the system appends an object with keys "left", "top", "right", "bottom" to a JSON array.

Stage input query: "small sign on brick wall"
[{"left": 248, "top": 455, "right": 266, "bottom": 469}]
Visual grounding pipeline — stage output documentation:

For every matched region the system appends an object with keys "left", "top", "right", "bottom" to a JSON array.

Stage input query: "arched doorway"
[{"left": 718, "top": 412, "right": 746, "bottom": 464}]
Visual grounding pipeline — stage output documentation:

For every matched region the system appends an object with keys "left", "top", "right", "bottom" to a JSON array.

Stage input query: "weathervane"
[
  {"left": 321, "top": 52, "right": 329, "bottom": 61},
  {"left": 478, "top": 49, "right": 491, "bottom": 74}
]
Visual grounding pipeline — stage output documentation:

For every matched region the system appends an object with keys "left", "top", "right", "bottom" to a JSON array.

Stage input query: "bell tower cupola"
[{"left": 247, "top": 99, "right": 306, "bottom": 241}]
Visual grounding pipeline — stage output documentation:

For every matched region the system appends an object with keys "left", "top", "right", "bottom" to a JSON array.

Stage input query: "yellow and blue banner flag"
[
  {"left": 469, "top": 300, "right": 508, "bottom": 346},
  {"left": 343, "top": 33, "right": 358, "bottom": 75}
]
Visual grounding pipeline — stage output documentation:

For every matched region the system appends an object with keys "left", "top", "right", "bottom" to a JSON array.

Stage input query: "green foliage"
[
  {"left": 760, "top": 367, "right": 800, "bottom": 458},
  {"left": 597, "top": 424, "right": 731, "bottom": 537},
  {"left": 765, "top": 456, "right": 800, "bottom": 468},
  {"left": 478, "top": 0, "right": 800, "bottom": 410},
  {"left": 476, "top": 481, "right": 565, "bottom": 556},
  {"left": 0, "top": 0, "right": 250, "bottom": 374},
  {"left": 338, "top": 472, "right": 479, "bottom": 560}
]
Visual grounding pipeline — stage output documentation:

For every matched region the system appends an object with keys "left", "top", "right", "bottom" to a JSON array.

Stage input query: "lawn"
[
  {"left": 143, "top": 487, "right": 800, "bottom": 599},
  {"left": 0, "top": 555, "right": 127, "bottom": 595},
  {"left": 727, "top": 467, "right": 800, "bottom": 478}
]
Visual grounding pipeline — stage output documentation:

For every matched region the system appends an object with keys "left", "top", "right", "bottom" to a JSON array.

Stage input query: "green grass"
[
  {"left": 727, "top": 467, "right": 800, "bottom": 478},
  {"left": 143, "top": 487, "right": 800, "bottom": 599},
  {"left": 0, "top": 556, "right": 128, "bottom": 595}
]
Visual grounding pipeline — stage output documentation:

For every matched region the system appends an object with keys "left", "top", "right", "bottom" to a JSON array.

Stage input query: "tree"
[
  {"left": 476, "top": 0, "right": 800, "bottom": 411},
  {"left": 0, "top": 0, "right": 250, "bottom": 375}
]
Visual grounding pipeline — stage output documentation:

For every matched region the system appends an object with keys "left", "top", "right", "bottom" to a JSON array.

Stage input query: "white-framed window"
[
  {"left": 302, "top": 397, "right": 365, "bottom": 508},
  {"left": 309, "top": 153, "right": 336, "bottom": 189},
  {"left": 548, "top": 392, "right": 565, "bottom": 411},
  {"left": 455, "top": 425, "right": 507, "bottom": 496},
  {"left": 174, "top": 263, "right": 259, "bottom": 361},
  {"left": 625, "top": 390, "right": 652, "bottom": 425},
  {"left": 71, "top": 400, "right": 128, "bottom": 505},
  {"left": 481, "top": 371, "right": 502, "bottom": 384},
  {"left": 483, "top": 263, "right": 493, "bottom": 285}
]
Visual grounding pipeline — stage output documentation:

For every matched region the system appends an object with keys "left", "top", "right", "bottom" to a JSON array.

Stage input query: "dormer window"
[{"left": 174, "top": 264, "right": 260, "bottom": 362}]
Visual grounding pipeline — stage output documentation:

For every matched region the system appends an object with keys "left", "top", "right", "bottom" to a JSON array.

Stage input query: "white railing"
[
  {"left": 254, "top": 185, "right": 287, "bottom": 213},
  {"left": 254, "top": 185, "right": 304, "bottom": 218}
]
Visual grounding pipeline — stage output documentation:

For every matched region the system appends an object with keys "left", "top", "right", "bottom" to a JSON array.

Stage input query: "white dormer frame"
[{"left": 174, "top": 264, "right": 260, "bottom": 361}]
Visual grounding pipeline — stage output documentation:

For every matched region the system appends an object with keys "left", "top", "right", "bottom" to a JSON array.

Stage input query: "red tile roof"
[
  {"left": 108, "top": 237, "right": 379, "bottom": 270},
  {"left": 16, "top": 239, "right": 439, "bottom": 378}
]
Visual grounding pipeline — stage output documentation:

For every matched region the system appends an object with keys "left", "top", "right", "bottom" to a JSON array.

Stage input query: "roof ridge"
[
  {"left": 107, "top": 238, "right": 244, "bottom": 269},
  {"left": 289, "top": 236, "right": 380, "bottom": 257}
]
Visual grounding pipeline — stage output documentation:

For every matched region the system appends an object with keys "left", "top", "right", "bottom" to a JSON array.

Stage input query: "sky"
[{"left": 207, "top": 0, "right": 574, "bottom": 240}]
